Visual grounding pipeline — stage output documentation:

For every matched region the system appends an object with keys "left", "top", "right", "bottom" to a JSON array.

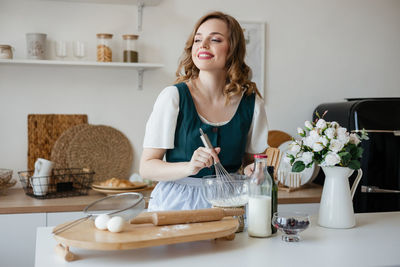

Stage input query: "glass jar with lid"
[
  {"left": 96, "top": 33, "right": 113, "bottom": 62},
  {"left": 122, "top": 34, "right": 138, "bottom": 63}
]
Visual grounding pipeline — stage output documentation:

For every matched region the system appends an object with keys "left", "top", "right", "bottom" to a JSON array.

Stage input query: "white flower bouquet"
[{"left": 287, "top": 113, "right": 369, "bottom": 172}]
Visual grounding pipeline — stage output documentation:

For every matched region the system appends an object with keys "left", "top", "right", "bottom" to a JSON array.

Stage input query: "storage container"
[
  {"left": 122, "top": 34, "right": 138, "bottom": 63},
  {"left": 96, "top": 33, "right": 113, "bottom": 62}
]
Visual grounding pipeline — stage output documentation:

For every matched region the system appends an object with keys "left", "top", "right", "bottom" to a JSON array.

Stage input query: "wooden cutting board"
[
  {"left": 267, "top": 130, "right": 292, "bottom": 148},
  {"left": 53, "top": 217, "right": 238, "bottom": 251},
  {"left": 27, "top": 114, "right": 88, "bottom": 170}
]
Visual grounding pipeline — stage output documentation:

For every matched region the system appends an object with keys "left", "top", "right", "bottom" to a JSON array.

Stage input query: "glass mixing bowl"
[
  {"left": 202, "top": 174, "right": 249, "bottom": 208},
  {"left": 272, "top": 211, "right": 310, "bottom": 242}
]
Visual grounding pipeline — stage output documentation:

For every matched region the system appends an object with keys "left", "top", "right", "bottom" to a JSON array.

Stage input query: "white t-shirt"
[{"left": 143, "top": 85, "right": 269, "bottom": 154}]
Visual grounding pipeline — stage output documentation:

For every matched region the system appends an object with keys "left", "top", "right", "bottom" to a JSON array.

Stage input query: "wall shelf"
[
  {"left": 43, "top": 0, "right": 162, "bottom": 31},
  {"left": 0, "top": 59, "right": 163, "bottom": 90}
]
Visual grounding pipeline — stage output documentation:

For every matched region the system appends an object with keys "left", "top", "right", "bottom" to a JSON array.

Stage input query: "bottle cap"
[
  {"left": 122, "top": 34, "right": 139, "bottom": 40},
  {"left": 254, "top": 154, "right": 268, "bottom": 158},
  {"left": 96, "top": 33, "right": 113, "bottom": 39}
]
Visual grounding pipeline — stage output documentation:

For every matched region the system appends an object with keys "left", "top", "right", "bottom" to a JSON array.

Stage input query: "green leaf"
[
  {"left": 355, "top": 147, "right": 364, "bottom": 159},
  {"left": 306, "top": 162, "right": 314, "bottom": 168},
  {"left": 287, "top": 154, "right": 295, "bottom": 165},
  {"left": 348, "top": 160, "right": 361, "bottom": 170},
  {"left": 348, "top": 144, "right": 358, "bottom": 158},
  {"left": 292, "top": 161, "right": 306, "bottom": 172},
  {"left": 361, "top": 129, "right": 370, "bottom": 140},
  {"left": 338, "top": 151, "right": 351, "bottom": 164}
]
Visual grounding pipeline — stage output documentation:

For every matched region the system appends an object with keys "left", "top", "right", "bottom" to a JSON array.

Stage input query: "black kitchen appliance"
[{"left": 313, "top": 98, "right": 400, "bottom": 213}]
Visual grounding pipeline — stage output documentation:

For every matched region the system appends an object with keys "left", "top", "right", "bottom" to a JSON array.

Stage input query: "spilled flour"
[
  {"left": 160, "top": 224, "right": 190, "bottom": 232},
  {"left": 157, "top": 224, "right": 190, "bottom": 237},
  {"left": 172, "top": 224, "right": 190, "bottom": 230}
]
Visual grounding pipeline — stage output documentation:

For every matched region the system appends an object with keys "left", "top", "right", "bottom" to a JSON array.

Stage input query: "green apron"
[{"left": 166, "top": 82, "right": 255, "bottom": 178}]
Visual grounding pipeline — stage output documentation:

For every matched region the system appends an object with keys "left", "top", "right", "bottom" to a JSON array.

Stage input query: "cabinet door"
[
  {"left": 0, "top": 213, "right": 46, "bottom": 267},
  {"left": 46, "top": 211, "right": 85, "bottom": 227}
]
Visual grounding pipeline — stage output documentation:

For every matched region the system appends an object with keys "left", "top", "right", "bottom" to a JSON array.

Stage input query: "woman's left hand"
[{"left": 244, "top": 163, "right": 254, "bottom": 176}]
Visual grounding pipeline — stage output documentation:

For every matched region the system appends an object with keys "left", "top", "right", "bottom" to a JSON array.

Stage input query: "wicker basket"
[{"left": 18, "top": 168, "right": 94, "bottom": 199}]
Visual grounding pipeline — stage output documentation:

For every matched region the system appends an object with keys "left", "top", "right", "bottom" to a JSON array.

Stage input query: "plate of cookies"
[{"left": 92, "top": 177, "right": 148, "bottom": 195}]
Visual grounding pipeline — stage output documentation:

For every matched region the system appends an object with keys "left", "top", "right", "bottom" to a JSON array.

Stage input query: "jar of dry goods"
[
  {"left": 0, "top": 45, "right": 13, "bottom": 59},
  {"left": 96, "top": 33, "right": 113, "bottom": 62},
  {"left": 122, "top": 34, "right": 138, "bottom": 63}
]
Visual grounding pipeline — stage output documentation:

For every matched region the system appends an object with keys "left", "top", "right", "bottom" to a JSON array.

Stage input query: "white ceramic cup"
[{"left": 32, "top": 158, "right": 54, "bottom": 196}]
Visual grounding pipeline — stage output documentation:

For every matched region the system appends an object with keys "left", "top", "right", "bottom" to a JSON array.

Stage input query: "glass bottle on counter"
[
  {"left": 268, "top": 165, "right": 278, "bottom": 234},
  {"left": 248, "top": 154, "right": 273, "bottom": 238},
  {"left": 122, "top": 34, "right": 138, "bottom": 63},
  {"left": 96, "top": 33, "right": 113, "bottom": 62}
]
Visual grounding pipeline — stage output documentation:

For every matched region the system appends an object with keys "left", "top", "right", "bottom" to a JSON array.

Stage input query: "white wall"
[{"left": 1, "top": 0, "right": 399, "bottom": 184}]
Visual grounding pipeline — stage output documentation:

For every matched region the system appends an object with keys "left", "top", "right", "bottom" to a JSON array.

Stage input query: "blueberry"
[{"left": 287, "top": 218, "right": 296, "bottom": 228}]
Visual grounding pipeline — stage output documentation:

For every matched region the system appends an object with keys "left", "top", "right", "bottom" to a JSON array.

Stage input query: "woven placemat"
[
  {"left": 67, "top": 125, "right": 133, "bottom": 182},
  {"left": 51, "top": 124, "right": 92, "bottom": 169},
  {"left": 27, "top": 114, "right": 88, "bottom": 170}
]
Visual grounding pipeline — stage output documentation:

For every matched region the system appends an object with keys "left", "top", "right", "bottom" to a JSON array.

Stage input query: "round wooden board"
[
  {"left": 91, "top": 181, "right": 147, "bottom": 190},
  {"left": 267, "top": 130, "right": 292, "bottom": 148},
  {"left": 91, "top": 186, "right": 151, "bottom": 195},
  {"left": 51, "top": 124, "right": 91, "bottom": 169},
  {"left": 67, "top": 125, "right": 133, "bottom": 182},
  {"left": 53, "top": 217, "right": 238, "bottom": 250}
]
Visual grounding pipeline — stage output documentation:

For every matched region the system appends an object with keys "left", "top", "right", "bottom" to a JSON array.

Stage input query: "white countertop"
[{"left": 36, "top": 212, "right": 400, "bottom": 267}]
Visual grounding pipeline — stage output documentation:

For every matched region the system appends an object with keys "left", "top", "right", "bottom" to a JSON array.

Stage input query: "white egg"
[
  {"left": 107, "top": 216, "right": 126, "bottom": 233},
  {"left": 95, "top": 214, "right": 110, "bottom": 230}
]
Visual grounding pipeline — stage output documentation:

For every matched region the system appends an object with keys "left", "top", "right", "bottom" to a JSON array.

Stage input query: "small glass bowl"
[
  {"left": 272, "top": 211, "right": 310, "bottom": 242},
  {"left": 202, "top": 174, "right": 248, "bottom": 207}
]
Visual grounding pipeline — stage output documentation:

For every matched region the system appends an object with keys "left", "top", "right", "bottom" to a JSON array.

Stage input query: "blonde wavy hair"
[{"left": 175, "top": 11, "right": 262, "bottom": 103}]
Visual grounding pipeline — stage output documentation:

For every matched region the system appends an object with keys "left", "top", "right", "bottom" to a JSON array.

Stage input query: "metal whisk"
[{"left": 199, "top": 128, "right": 238, "bottom": 203}]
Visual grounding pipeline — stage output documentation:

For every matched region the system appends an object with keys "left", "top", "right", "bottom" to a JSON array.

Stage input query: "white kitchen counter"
[{"left": 36, "top": 212, "right": 400, "bottom": 267}]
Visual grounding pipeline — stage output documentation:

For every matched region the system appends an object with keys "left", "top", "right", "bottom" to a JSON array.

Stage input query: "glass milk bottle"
[{"left": 248, "top": 154, "right": 272, "bottom": 237}]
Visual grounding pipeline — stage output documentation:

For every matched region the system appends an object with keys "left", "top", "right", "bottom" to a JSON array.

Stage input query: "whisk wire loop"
[{"left": 199, "top": 129, "right": 241, "bottom": 201}]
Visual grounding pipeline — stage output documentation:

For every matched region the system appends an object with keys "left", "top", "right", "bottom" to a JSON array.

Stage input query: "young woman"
[{"left": 140, "top": 11, "right": 268, "bottom": 211}]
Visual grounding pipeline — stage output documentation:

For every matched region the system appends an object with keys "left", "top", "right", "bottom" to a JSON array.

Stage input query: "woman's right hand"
[{"left": 186, "top": 147, "right": 221, "bottom": 176}]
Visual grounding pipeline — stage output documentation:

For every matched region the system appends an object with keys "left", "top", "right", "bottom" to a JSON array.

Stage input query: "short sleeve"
[
  {"left": 245, "top": 95, "right": 269, "bottom": 154},
  {"left": 143, "top": 86, "right": 179, "bottom": 149}
]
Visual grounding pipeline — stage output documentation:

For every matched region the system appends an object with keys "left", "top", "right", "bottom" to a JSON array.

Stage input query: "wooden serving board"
[
  {"left": 27, "top": 114, "right": 88, "bottom": 170},
  {"left": 91, "top": 185, "right": 152, "bottom": 195},
  {"left": 53, "top": 217, "right": 238, "bottom": 251},
  {"left": 91, "top": 181, "right": 147, "bottom": 190}
]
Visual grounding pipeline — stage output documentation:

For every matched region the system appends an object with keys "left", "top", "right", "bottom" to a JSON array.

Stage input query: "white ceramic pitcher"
[{"left": 318, "top": 166, "right": 363, "bottom": 229}]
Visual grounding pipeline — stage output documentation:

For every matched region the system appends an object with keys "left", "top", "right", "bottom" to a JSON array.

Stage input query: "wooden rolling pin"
[{"left": 130, "top": 208, "right": 244, "bottom": 226}]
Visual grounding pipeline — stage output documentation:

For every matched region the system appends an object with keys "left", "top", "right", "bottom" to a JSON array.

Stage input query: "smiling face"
[{"left": 191, "top": 18, "right": 230, "bottom": 72}]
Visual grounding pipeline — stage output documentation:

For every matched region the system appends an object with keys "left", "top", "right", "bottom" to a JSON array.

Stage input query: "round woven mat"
[
  {"left": 67, "top": 125, "right": 133, "bottom": 182},
  {"left": 51, "top": 124, "right": 92, "bottom": 168}
]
